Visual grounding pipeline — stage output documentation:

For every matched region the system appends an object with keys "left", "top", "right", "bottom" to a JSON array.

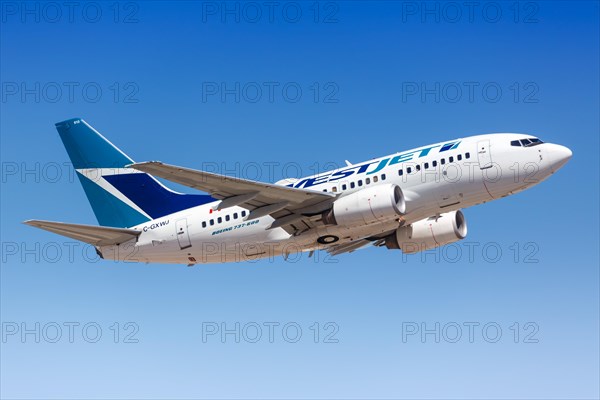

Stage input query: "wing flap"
[
  {"left": 24, "top": 220, "right": 141, "bottom": 246},
  {"left": 327, "top": 239, "right": 372, "bottom": 256}
]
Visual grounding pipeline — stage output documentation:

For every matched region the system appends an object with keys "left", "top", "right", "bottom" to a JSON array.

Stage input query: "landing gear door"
[
  {"left": 176, "top": 218, "right": 192, "bottom": 249},
  {"left": 477, "top": 140, "right": 493, "bottom": 169}
]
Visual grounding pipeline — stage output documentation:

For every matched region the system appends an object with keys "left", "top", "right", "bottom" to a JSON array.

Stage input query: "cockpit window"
[
  {"left": 511, "top": 137, "right": 544, "bottom": 147},
  {"left": 522, "top": 137, "right": 543, "bottom": 147},
  {"left": 520, "top": 139, "right": 532, "bottom": 146}
]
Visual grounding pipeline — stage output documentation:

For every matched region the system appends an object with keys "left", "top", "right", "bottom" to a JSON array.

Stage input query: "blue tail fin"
[{"left": 55, "top": 118, "right": 213, "bottom": 228}]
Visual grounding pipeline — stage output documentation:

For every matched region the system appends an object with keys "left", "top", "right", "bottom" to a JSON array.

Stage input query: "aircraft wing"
[
  {"left": 129, "top": 161, "right": 337, "bottom": 232},
  {"left": 24, "top": 220, "right": 140, "bottom": 246}
]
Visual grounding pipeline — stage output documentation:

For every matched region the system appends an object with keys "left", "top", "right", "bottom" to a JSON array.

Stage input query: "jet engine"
[
  {"left": 385, "top": 210, "right": 467, "bottom": 254},
  {"left": 322, "top": 184, "right": 406, "bottom": 226}
]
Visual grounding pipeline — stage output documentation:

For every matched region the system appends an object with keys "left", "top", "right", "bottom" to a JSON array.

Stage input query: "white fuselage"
[{"left": 97, "top": 133, "right": 571, "bottom": 264}]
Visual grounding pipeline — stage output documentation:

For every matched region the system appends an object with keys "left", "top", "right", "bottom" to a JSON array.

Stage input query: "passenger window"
[
  {"left": 407, "top": 167, "right": 412, "bottom": 174},
  {"left": 202, "top": 221, "right": 206, "bottom": 228},
  {"left": 465, "top": 152, "right": 470, "bottom": 159},
  {"left": 357, "top": 180, "right": 362, "bottom": 187},
  {"left": 233, "top": 212, "right": 238, "bottom": 219},
  {"left": 366, "top": 178, "right": 371, "bottom": 184},
  {"left": 449, "top": 156, "right": 454, "bottom": 163},
  {"left": 381, "top": 174, "right": 386, "bottom": 180},
  {"left": 241, "top": 211, "right": 247, "bottom": 217},
  {"left": 432, "top": 160, "right": 437, "bottom": 167},
  {"left": 373, "top": 176, "right": 379, "bottom": 183},
  {"left": 332, "top": 186, "right": 337, "bottom": 192},
  {"left": 217, "top": 217, "right": 222, "bottom": 224},
  {"left": 323, "top": 189, "right": 327, "bottom": 192},
  {"left": 210, "top": 219, "right": 215, "bottom": 226},
  {"left": 441, "top": 158, "right": 445, "bottom": 165},
  {"left": 398, "top": 169, "right": 403, "bottom": 176},
  {"left": 424, "top": 162, "right": 429, "bottom": 169},
  {"left": 416, "top": 165, "right": 421, "bottom": 171},
  {"left": 457, "top": 154, "right": 462, "bottom": 161},
  {"left": 342, "top": 184, "right": 347, "bottom": 190},
  {"left": 350, "top": 182, "right": 355, "bottom": 189},
  {"left": 226, "top": 215, "right": 230, "bottom": 222}
]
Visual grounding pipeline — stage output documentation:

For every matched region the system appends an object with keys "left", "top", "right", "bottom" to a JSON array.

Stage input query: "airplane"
[{"left": 24, "top": 118, "right": 572, "bottom": 265}]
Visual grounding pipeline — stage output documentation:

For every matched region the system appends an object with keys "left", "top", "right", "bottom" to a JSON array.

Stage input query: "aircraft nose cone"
[{"left": 547, "top": 144, "right": 572, "bottom": 172}]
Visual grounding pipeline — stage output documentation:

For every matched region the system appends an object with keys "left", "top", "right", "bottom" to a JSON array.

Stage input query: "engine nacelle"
[
  {"left": 322, "top": 184, "right": 406, "bottom": 226},
  {"left": 385, "top": 210, "right": 467, "bottom": 254}
]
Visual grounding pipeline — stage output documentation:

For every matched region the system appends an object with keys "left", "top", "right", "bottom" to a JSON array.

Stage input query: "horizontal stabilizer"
[{"left": 24, "top": 220, "right": 140, "bottom": 246}]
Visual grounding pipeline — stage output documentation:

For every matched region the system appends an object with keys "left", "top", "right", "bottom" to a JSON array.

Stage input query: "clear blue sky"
[{"left": 1, "top": 1, "right": 598, "bottom": 398}]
